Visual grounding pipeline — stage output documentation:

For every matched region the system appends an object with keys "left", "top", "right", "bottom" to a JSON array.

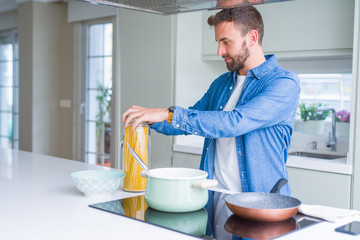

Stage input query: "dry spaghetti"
[
  {"left": 123, "top": 195, "right": 148, "bottom": 219},
  {"left": 123, "top": 122, "right": 150, "bottom": 192}
]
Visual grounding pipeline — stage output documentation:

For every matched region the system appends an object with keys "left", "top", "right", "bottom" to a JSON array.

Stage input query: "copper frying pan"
[
  {"left": 224, "top": 214, "right": 298, "bottom": 239},
  {"left": 225, "top": 179, "right": 301, "bottom": 222}
]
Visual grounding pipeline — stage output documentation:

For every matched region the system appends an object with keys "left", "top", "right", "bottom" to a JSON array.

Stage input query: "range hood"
[{"left": 82, "top": 0, "right": 291, "bottom": 15}]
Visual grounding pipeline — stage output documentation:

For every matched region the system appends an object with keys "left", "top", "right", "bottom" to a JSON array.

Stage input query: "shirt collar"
[
  {"left": 248, "top": 54, "right": 278, "bottom": 80},
  {"left": 230, "top": 54, "right": 277, "bottom": 83}
]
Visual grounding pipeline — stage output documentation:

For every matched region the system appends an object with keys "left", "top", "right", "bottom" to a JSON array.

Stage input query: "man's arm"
[{"left": 171, "top": 75, "right": 300, "bottom": 139}]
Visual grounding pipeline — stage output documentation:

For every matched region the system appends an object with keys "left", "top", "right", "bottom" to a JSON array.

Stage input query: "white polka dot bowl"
[{"left": 71, "top": 170, "right": 125, "bottom": 197}]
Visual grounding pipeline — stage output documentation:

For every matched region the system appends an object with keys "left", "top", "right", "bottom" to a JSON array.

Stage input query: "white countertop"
[
  {"left": 1, "top": 147, "right": 359, "bottom": 240},
  {"left": 0, "top": 148, "right": 199, "bottom": 240}
]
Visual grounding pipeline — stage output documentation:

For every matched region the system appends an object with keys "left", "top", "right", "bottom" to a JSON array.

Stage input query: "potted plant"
[
  {"left": 336, "top": 109, "right": 350, "bottom": 137},
  {"left": 96, "top": 82, "right": 112, "bottom": 167},
  {"left": 298, "top": 102, "right": 330, "bottom": 134}
]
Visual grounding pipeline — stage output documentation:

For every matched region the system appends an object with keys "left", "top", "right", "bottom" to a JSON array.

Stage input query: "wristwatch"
[
  {"left": 168, "top": 106, "right": 175, "bottom": 113},
  {"left": 168, "top": 106, "right": 175, "bottom": 124}
]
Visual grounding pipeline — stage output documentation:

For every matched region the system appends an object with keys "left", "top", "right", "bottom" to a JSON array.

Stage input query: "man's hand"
[{"left": 122, "top": 105, "right": 170, "bottom": 130}]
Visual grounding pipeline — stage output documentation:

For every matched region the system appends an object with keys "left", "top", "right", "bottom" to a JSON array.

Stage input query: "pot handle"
[
  {"left": 140, "top": 170, "right": 148, "bottom": 178},
  {"left": 193, "top": 179, "right": 218, "bottom": 189}
]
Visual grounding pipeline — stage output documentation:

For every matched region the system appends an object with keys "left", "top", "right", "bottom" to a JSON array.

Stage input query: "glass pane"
[
  {"left": 87, "top": 89, "right": 99, "bottom": 122},
  {"left": 13, "top": 86, "right": 19, "bottom": 113},
  {"left": 88, "top": 57, "right": 103, "bottom": 89},
  {"left": 299, "top": 74, "right": 352, "bottom": 112},
  {"left": 86, "top": 121, "right": 97, "bottom": 154},
  {"left": 96, "top": 121, "right": 105, "bottom": 153},
  {"left": 86, "top": 152, "right": 97, "bottom": 165},
  {"left": 103, "top": 56, "right": 113, "bottom": 89},
  {"left": 0, "top": 40, "right": 12, "bottom": 60},
  {"left": 88, "top": 24, "right": 103, "bottom": 56},
  {"left": 0, "top": 87, "right": 13, "bottom": 111},
  {"left": 104, "top": 23, "right": 113, "bottom": 56},
  {"left": 0, "top": 112, "right": 12, "bottom": 138},
  {"left": 0, "top": 62, "right": 5, "bottom": 84},
  {"left": 0, "top": 61, "right": 13, "bottom": 86},
  {"left": 13, "top": 60, "right": 19, "bottom": 86},
  {"left": 342, "top": 74, "right": 352, "bottom": 104}
]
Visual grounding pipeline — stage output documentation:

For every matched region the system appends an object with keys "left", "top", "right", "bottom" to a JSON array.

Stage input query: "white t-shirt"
[{"left": 213, "top": 75, "right": 246, "bottom": 192}]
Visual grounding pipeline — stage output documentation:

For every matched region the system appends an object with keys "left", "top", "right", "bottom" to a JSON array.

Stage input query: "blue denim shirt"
[{"left": 151, "top": 55, "right": 300, "bottom": 195}]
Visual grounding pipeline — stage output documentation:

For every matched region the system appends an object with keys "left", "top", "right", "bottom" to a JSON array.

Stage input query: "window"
[
  {"left": 297, "top": 73, "right": 352, "bottom": 114},
  {"left": 0, "top": 30, "right": 18, "bottom": 149},
  {"left": 81, "top": 19, "right": 114, "bottom": 167}
]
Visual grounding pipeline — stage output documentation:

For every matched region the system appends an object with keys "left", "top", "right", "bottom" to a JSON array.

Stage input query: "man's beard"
[{"left": 224, "top": 41, "right": 250, "bottom": 72}]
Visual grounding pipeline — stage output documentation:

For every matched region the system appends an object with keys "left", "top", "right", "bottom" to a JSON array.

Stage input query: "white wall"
[
  {"left": 175, "top": 11, "right": 226, "bottom": 108},
  {"left": 118, "top": 8, "right": 175, "bottom": 169},
  {"left": 175, "top": 11, "right": 226, "bottom": 147},
  {"left": 18, "top": 1, "right": 74, "bottom": 158}
]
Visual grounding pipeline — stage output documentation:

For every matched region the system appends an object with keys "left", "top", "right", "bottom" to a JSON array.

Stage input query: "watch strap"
[{"left": 167, "top": 106, "right": 175, "bottom": 124}]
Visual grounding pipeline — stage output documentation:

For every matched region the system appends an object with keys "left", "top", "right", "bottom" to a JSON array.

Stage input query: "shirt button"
[
  {"left": 194, "top": 131, "right": 198, "bottom": 135},
  {"left": 176, "top": 124, "right": 180, "bottom": 128},
  {"left": 220, "top": 106, "right": 223, "bottom": 109},
  {"left": 229, "top": 86, "right": 233, "bottom": 90}
]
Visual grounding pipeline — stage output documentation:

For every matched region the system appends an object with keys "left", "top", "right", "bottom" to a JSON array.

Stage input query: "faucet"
[
  {"left": 307, "top": 141, "right": 317, "bottom": 150},
  {"left": 315, "top": 107, "right": 336, "bottom": 151}
]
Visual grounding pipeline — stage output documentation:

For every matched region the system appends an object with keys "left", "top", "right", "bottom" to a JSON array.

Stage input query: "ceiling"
[{"left": 0, "top": 0, "right": 62, "bottom": 13}]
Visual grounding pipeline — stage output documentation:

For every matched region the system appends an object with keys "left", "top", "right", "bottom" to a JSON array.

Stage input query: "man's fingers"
[
  {"left": 122, "top": 105, "right": 143, "bottom": 122},
  {"left": 124, "top": 110, "right": 144, "bottom": 128}
]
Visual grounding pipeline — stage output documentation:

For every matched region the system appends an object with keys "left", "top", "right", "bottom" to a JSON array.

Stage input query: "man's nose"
[{"left": 217, "top": 44, "right": 225, "bottom": 56}]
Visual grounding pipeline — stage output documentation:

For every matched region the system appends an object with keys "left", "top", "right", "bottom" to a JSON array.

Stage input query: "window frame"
[
  {"left": 79, "top": 17, "right": 116, "bottom": 166},
  {"left": 0, "top": 29, "right": 18, "bottom": 149}
]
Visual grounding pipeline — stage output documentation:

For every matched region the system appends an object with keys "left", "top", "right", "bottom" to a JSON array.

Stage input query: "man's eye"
[{"left": 223, "top": 41, "right": 229, "bottom": 45}]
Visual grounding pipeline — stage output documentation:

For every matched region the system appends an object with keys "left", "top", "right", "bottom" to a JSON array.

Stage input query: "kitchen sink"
[{"left": 288, "top": 151, "right": 346, "bottom": 160}]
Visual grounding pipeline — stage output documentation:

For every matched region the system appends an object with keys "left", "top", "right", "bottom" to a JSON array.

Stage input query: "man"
[{"left": 122, "top": 6, "right": 300, "bottom": 195}]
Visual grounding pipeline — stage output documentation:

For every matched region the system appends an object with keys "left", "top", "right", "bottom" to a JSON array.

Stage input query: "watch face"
[{"left": 169, "top": 106, "right": 175, "bottom": 113}]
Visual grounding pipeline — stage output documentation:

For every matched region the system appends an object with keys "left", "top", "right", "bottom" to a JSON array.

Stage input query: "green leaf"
[{"left": 298, "top": 102, "right": 330, "bottom": 121}]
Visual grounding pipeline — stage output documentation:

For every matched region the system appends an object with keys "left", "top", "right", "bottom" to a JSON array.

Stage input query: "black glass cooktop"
[{"left": 89, "top": 192, "right": 321, "bottom": 240}]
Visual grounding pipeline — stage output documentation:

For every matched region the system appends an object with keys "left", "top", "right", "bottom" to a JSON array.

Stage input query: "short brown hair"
[{"left": 208, "top": 6, "right": 264, "bottom": 45}]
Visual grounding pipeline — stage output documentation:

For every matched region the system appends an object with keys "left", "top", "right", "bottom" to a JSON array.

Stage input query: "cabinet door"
[
  {"left": 172, "top": 152, "right": 201, "bottom": 169},
  {"left": 202, "top": 0, "right": 354, "bottom": 59},
  {"left": 258, "top": 0, "right": 354, "bottom": 57},
  {"left": 287, "top": 167, "right": 351, "bottom": 209}
]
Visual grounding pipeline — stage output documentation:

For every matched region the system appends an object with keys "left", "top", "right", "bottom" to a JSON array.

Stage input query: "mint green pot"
[{"left": 142, "top": 168, "right": 218, "bottom": 213}]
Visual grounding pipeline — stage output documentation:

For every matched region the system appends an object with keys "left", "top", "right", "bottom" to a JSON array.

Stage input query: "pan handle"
[
  {"left": 193, "top": 179, "right": 218, "bottom": 189},
  {"left": 270, "top": 178, "right": 288, "bottom": 193}
]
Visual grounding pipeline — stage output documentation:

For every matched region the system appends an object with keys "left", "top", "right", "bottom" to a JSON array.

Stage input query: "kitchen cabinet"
[
  {"left": 172, "top": 151, "right": 201, "bottom": 169},
  {"left": 202, "top": 0, "right": 354, "bottom": 60},
  {"left": 172, "top": 150, "right": 352, "bottom": 209},
  {"left": 287, "top": 166, "right": 352, "bottom": 209}
]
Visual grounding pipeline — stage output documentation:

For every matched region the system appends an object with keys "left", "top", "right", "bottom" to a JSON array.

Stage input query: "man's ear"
[{"left": 248, "top": 30, "right": 258, "bottom": 47}]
